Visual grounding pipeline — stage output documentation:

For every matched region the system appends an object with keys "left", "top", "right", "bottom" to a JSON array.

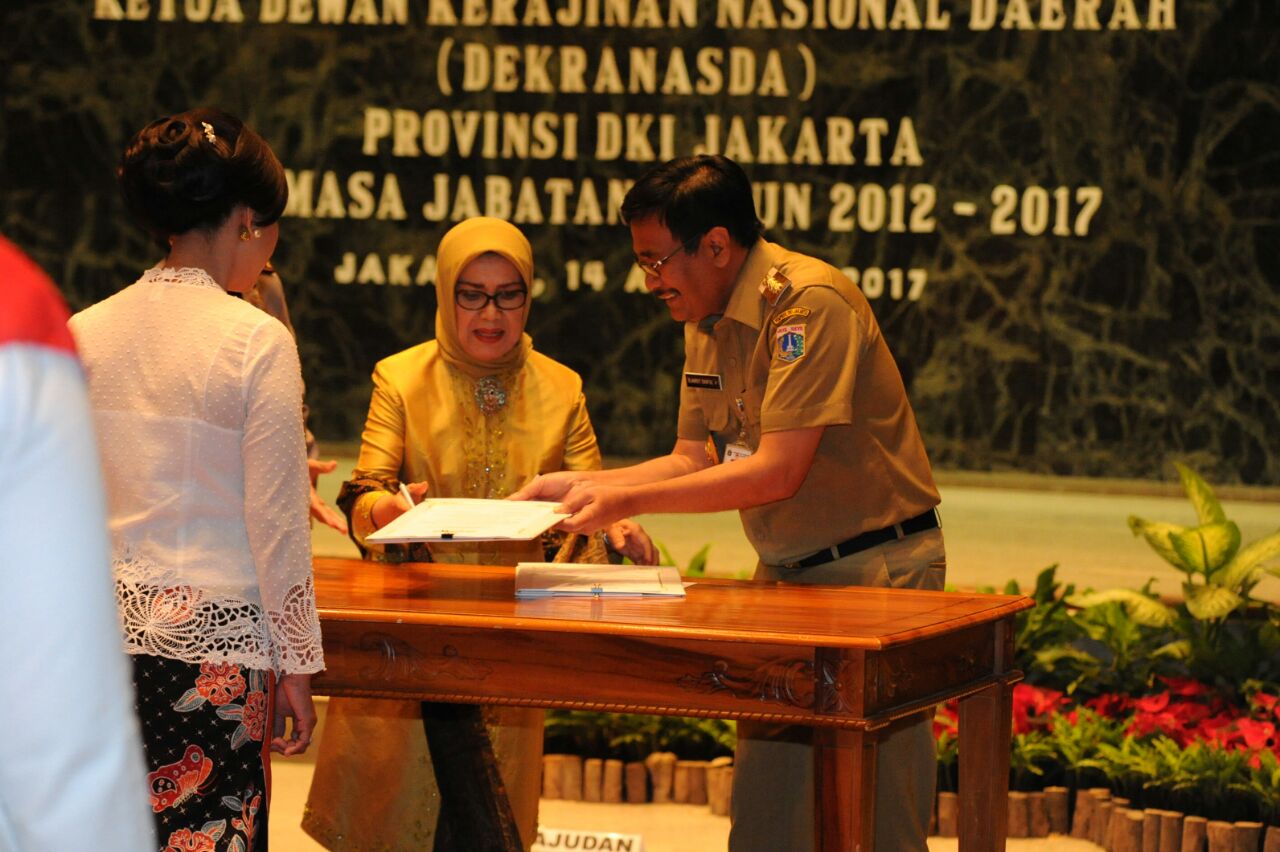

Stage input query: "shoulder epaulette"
[{"left": 758, "top": 265, "right": 793, "bottom": 306}]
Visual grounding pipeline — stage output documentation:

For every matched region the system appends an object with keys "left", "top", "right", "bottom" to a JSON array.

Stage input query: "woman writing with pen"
[{"left": 302, "top": 216, "right": 656, "bottom": 851}]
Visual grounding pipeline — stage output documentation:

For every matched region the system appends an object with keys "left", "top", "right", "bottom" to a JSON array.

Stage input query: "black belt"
[{"left": 782, "top": 508, "right": 940, "bottom": 570}]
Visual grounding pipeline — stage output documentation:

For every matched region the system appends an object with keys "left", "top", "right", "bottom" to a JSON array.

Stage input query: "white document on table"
[
  {"left": 365, "top": 498, "right": 569, "bottom": 544},
  {"left": 514, "top": 563, "right": 687, "bottom": 598}
]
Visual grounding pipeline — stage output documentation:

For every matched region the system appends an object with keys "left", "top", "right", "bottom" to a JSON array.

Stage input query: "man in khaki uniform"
[{"left": 514, "top": 155, "right": 945, "bottom": 851}]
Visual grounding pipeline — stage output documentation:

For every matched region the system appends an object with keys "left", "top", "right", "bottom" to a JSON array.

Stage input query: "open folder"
[
  {"left": 514, "top": 563, "right": 687, "bottom": 598},
  {"left": 365, "top": 498, "right": 569, "bottom": 544}
]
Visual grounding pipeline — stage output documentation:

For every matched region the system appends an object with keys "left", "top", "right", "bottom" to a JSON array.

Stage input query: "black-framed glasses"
[
  {"left": 455, "top": 288, "right": 528, "bottom": 311},
  {"left": 635, "top": 234, "right": 702, "bottom": 278}
]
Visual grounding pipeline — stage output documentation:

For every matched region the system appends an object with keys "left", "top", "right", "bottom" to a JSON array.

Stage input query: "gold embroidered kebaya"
[
  {"left": 305, "top": 219, "right": 606, "bottom": 851},
  {"left": 454, "top": 368, "right": 520, "bottom": 498}
]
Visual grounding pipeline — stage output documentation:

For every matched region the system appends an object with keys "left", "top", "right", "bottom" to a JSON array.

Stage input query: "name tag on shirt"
[
  {"left": 684, "top": 372, "right": 722, "bottom": 390},
  {"left": 723, "top": 442, "right": 753, "bottom": 462}
]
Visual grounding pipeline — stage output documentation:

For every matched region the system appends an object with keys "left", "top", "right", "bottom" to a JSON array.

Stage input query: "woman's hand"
[
  {"left": 606, "top": 519, "right": 659, "bottom": 565},
  {"left": 307, "top": 459, "right": 348, "bottom": 534},
  {"left": 272, "top": 673, "right": 317, "bottom": 756},
  {"left": 371, "top": 481, "right": 430, "bottom": 529}
]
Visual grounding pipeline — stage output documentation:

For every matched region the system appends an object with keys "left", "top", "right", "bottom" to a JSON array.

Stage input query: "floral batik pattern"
[
  {"left": 175, "top": 662, "right": 269, "bottom": 750},
  {"left": 131, "top": 654, "right": 271, "bottom": 851}
]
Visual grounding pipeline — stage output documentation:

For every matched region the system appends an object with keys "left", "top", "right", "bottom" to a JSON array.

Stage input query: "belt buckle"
[{"left": 782, "top": 561, "right": 800, "bottom": 570}]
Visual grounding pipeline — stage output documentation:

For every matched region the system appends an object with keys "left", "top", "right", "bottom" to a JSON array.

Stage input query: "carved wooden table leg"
[
  {"left": 814, "top": 726, "right": 877, "bottom": 852},
  {"left": 422, "top": 701, "right": 523, "bottom": 852},
  {"left": 958, "top": 681, "right": 1014, "bottom": 852}
]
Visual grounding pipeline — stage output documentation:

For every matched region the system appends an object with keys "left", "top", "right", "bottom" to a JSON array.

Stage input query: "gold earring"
[{"left": 239, "top": 226, "right": 261, "bottom": 241}]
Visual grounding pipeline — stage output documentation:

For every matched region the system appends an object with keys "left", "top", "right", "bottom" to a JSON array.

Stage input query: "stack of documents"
[
  {"left": 366, "top": 498, "right": 568, "bottom": 544},
  {"left": 514, "top": 563, "right": 686, "bottom": 599}
]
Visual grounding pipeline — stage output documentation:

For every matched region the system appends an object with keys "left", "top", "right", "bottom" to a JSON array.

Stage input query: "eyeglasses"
[
  {"left": 455, "top": 288, "right": 528, "bottom": 311},
  {"left": 635, "top": 234, "right": 702, "bottom": 278}
]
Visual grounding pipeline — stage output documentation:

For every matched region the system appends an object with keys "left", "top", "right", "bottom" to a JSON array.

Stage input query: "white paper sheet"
[
  {"left": 365, "top": 498, "right": 569, "bottom": 544},
  {"left": 514, "top": 563, "right": 687, "bottom": 598}
]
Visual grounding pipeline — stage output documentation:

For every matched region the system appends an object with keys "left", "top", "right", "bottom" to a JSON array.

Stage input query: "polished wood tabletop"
[
  {"left": 313, "top": 556, "right": 1033, "bottom": 852},
  {"left": 314, "top": 557, "right": 1031, "bottom": 649}
]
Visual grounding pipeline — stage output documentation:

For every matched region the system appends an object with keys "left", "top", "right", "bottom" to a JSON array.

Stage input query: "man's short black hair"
[{"left": 620, "top": 155, "right": 763, "bottom": 248}]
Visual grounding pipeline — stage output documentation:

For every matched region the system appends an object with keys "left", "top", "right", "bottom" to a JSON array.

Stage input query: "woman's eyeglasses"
[{"left": 455, "top": 288, "right": 528, "bottom": 311}]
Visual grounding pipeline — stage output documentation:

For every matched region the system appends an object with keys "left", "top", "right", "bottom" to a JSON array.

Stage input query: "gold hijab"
[{"left": 434, "top": 217, "right": 535, "bottom": 378}]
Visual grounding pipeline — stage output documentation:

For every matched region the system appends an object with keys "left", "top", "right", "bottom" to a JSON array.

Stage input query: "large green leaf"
[
  {"left": 657, "top": 542, "right": 676, "bottom": 567},
  {"left": 1214, "top": 529, "right": 1280, "bottom": 592},
  {"left": 1032, "top": 647, "right": 1098, "bottom": 667},
  {"left": 685, "top": 543, "right": 711, "bottom": 577},
  {"left": 1169, "top": 522, "right": 1241, "bottom": 575},
  {"left": 1067, "top": 588, "right": 1177, "bottom": 627},
  {"left": 1128, "top": 516, "right": 1188, "bottom": 569},
  {"left": 1153, "top": 639, "right": 1192, "bottom": 660},
  {"left": 1183, "top": 582, "right": 1243, "bottom": 621},
  {"left": 1175, "top": 462, "right": 1226, "bottom": 525}
]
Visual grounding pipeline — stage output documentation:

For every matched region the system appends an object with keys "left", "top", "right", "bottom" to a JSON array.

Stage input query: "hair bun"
[
  {"left": 118, "top": 108, "right": 287, "bottom": 248},
  {"left": 143, "top": 118, "right": 226, "bottom": 201},
  {"left": 155, "top": 117, "right": 196, "bottom": 150}
]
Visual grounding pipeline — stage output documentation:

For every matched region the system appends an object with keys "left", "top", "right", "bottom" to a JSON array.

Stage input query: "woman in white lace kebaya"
[{"left": 69, "top": 108, "right": 325, "bottom": 852}]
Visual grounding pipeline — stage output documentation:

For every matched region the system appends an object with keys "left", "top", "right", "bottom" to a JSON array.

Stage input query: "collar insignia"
[{"left": 758, "top": 266, "right": 793, "bottom": 306}]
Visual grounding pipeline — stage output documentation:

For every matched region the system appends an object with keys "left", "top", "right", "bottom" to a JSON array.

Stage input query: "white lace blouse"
[{"left": 70, "top": 267, "right": 324, "bottom": 675}]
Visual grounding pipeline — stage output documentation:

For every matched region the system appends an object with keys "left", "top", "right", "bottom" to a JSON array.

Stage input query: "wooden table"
[{"left": 312, "top": 557, "right": 1033, "bottom": 852}]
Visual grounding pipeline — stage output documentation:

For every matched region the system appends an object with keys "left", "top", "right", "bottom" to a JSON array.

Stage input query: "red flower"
[
  {"left": 1012, "top": 685, "right": 1067, "bottom": 734},
  {"left": 1159, "top": 676, "right": 1212, "bottom": 699},
  {"left": 241, "top": 692, "right": 268, "bottom": 742},
  {"left": 1194, "top": 714, "right": 1236, "bottom": 747},
  {"left": 1122, "top": 689, "right": 1235, "bottom": 747},
  {"left": 164, "top": 829, "right": 216, "bottom": 852},
  {"left": 1086, "top": 693, "right": 1132, "bottom": 719},
  {"left": 1133, "top": 692, "right": 1170, "bottom": 714},
  {"left": 1251, "top": 691, "right": 1279, "bottom": 720},
  {"left": 195, "top": 663, "right": 246, "bottom": 707},
  {"left": 933, "top": 701, "right": 958, "bottom": 739},
  {"left": 1128, "top": 710, "right": 1186, "bottom": 743},
  {"left": 1167, "top": 700, "right": 1212, "bottom": 726},
  {"left": 1231, "top": 719, "right": 1276, "bottom": 752}
]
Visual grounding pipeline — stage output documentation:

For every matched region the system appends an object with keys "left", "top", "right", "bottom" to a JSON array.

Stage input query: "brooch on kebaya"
[{"left": 474, "top": 375, "right": 508, "bottom": 415}]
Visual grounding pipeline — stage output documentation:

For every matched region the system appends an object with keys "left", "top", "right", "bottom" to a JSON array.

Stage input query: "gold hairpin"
[{"left": 201, "top": 121, "right": 216, "bottom": 144}]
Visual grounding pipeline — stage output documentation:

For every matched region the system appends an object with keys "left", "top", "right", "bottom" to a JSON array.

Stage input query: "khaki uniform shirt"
[{"left": 677, "top": 239, "right": 940, "bottom": 566}]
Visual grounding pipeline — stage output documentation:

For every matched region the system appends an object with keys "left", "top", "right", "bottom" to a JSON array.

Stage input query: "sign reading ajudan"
[{"left": 533, "top": 826, "right": 645, "bottom": 851}]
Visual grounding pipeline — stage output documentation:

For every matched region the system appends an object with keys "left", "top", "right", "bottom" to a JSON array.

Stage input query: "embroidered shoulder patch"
[
  {"left": 771, "top": 306, "right": 811, "bottom": 325},
  {"left": 775, "top": 323, "right": 807, "bottom": 363},
  {"left": 758, "top": 266, "right": 793, "bottom": 306}
]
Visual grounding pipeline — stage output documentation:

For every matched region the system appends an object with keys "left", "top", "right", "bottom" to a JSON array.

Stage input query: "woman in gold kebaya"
[{"left": 302, "top": 217, "right": 655, "bottom": 850}]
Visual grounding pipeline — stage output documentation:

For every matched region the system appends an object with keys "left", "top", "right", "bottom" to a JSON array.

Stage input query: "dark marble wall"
[{"left": 3, "top": 0, "right": 1276, "bottom": 484}]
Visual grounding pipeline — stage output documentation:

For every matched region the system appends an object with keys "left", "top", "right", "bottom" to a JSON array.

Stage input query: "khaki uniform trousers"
[{"left": 728, "top": 528, "right": 946, "bottom": 852}]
